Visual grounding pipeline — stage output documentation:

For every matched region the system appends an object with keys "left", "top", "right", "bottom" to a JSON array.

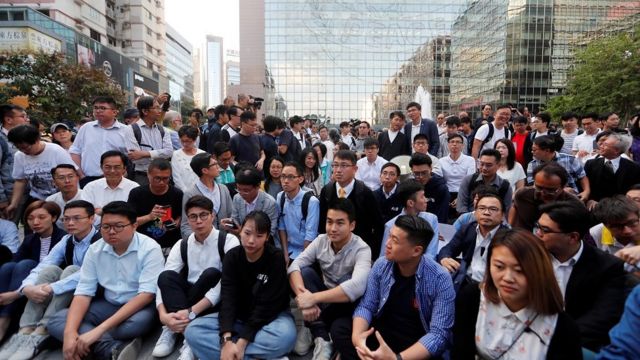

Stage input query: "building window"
[
  {"left": 90, "top": 28, "right": 101, "bottom": 42},
  {"left": 146, "top": 27, "right": 152, "bottom": 36},
  {"left": 108, "top": 36, "right": 116, "bottom": 46}
]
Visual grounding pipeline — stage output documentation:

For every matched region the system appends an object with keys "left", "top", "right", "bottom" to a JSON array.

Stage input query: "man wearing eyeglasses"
[
  {"left": 124, "top": 95, "right": 173, "bottom": 186},
  {"left": 220, "top": 106, "right": 243, "bottom": 143},
  {"left": 47, "top": 201, "right": 165, "bottom": 360},
  {"left": 127, "top": 159, "right": 182, "bottom": 252},
  {"left": 409, "top": 153, "right": 450, "bottom": 223},
  {"left": 1, "top": 201, "right": 98, "bottom": 360},
  {"left": 154, "top": 195, "right": 240, "bottom": 359},
  {"left": 509, "top": 162, "right": 579, "bottom": 232},
  {"left": 535, "top": 200, "right": 625, "bottom": 352},
  {"left": 69, "top": 96, "right": 130, "bottom": 188},
  {"left": 46, "top": 165, "right": 83, "bottom": 229}
]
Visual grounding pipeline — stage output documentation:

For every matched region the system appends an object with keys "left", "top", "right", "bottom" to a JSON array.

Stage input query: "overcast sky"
[{"left": 164, "top": 0, "right": 239, "bottom": 53}]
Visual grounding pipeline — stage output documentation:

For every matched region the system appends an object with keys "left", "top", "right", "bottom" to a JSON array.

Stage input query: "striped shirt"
[{"left": 39, "top": 236, "right": 52, "bottom": 262}]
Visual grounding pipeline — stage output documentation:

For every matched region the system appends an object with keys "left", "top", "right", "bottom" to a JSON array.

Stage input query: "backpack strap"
[
  {"left": 301, "top": 191, "right": 313, "bottom": 221},
  {"left": 131, "top": 122, "right": 165, "bottom": 148},
  {"left": 180, "top": 239, "right": 189, "bottom": 277},
  {"left": 62, "top": 230, "right": 102, "bottom": 269},
  {"left": 218, "top": 230, "right": 227, "bottom": 262},
  {"left": 481, "top": 123, "right": 495, "bottom": 149},
  {"left": 0, "top": 135, "right": 9, "bottom": 165}
]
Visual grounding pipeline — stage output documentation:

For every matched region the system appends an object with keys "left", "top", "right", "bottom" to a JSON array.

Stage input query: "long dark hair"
[
  {"left": 242, "top": 210, "right": 274, "bottom": 246},
  {"left": 495, "top": 138, "right": 516, "bottom": 170},
  {"left": 299, "top": 148, "right": 320, "bottom": 181},
  {"left": 263, "top": 156, "right": 284, "bottom": 192}
]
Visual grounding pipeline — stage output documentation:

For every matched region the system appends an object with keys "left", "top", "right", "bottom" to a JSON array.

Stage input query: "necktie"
[
  {"left": 338, "top": 187, "right": 346, "bottom": 198},
  {"left": 605, "top": 160, "right": 614, "bottom": 173}
]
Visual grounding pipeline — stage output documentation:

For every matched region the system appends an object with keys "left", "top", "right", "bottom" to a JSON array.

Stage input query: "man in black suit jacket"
[
  {"left": 318, "top": 150, "right": 383, "bottom": 259},
  {"left": 378, "top": 111, "right": 409, "bottom": 160},
  {"left": 404, "top": 102, "right": 439, "bottom": 156},
  {"left": 537, "top": 201, "right": 626, "bottom": 351},
  {"left": 585, "top": 132, "right": 640, "bottom": 204},
  {"left": 437, "top": 194, "right": 508, "bottom": 291}
]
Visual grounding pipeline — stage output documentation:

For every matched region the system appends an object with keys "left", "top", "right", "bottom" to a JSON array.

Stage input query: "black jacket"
[
  {"left": 15, "top": 226, "right": 67, "bottom": 262},
  {"left": 585, "top": 157, "right": 640, "bottom": 201},
  {"left": 219, "top": 244, "right": 290, "bottom": 342},
  {"left": 319, "top": 180, "right": 383, "bottom": 259},
  {"left": 424, "top": 174, "right": 450, "bottom": 223},
  {"left": 373, "top": 185, "right": 402, "bottom": 224},
  {"left": 565, "top": 244, "right": 626, "bottom": 351},
  {"left": 452, "top": 284, "right": 583, "bottom": 359},
  {"left": 437, "top": 221, "right": 509, "bottom": 266}
]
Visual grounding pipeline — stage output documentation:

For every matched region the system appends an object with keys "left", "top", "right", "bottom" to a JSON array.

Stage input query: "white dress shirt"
[
  {"left": 335, "top": 179, "right": 356, "bottom": 198},
  {"left": 551, "top": 241, "right": 584, "bottom": 298},
  {"left": 440, "top": 154, "right": 476, "bottom": 192},
  {"left": 468, "top": 225, "right": 501, "bottom": 282},
  {"left": 81, "top": 177, "right": 139, "bottom": 224},
  {"left": 355, "top": 156, "right": 388, "bottom": 191}
]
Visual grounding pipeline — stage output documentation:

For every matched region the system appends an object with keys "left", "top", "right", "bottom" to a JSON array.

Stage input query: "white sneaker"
[
  {"left": 152, "top": 326, "right": 177, "bottom": 357},
  {"left": 294, "top": 326, "right": 313, "bottom": 355},
  {"left": 9, "top": 333, "right": 49, "bottom": 360},
  {"left": 312, "top": 337, "right": 333, "bottom": 360},
  {"left": 177, "top": 341, "right": 195, "bottom": 360},
  {"left": 0, "top": 333, "right": 30, "bottom": 359}
]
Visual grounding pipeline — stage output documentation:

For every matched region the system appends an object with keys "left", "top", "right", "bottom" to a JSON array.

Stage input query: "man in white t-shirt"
[
  {"left": 6, "top": 125, "right": 76, "bottom": 219},
  {"left": 572, "top": 113, "right": 600, "bottom": 164},
  {"left": 560, "top": 112, "right": 581, "bottom": 154},
  {"left": 471, "top": 105, "right": 511, "bottom": 159}
]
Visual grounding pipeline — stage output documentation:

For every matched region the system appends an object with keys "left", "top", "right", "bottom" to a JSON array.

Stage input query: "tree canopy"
[
  {"left": 547, "top": 26, "right": 640, "bottom": 120},
  {"left": 0, "top": 51, "right": 127, "bottom": 125}
]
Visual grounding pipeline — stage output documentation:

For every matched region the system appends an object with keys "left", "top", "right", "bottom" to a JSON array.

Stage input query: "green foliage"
[
  {"left": 0, "top": 51, "right": 127, "bottom": 125},
  {"left": 548, "top": 26, "right": 640, "bottom": 119}
]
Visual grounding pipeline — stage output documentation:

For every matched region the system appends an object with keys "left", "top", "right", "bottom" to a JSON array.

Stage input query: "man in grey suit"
[
  {"left": 220, "top": 167, "right": 278, "bottom": 238},
  {"left": 181, "top": 153, "right": 233, "bottom": 239}
]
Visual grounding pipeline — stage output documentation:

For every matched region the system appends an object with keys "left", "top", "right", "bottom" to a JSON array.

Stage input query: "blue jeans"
[
  {"left": 0, "top": 259, "right": 38, "bottom": 318},
  {"left": 185, "top": 311, "right": 296, "bottom": 360},
  {"left": 47, "top": 298, "right": 156, "bottom": 359}
]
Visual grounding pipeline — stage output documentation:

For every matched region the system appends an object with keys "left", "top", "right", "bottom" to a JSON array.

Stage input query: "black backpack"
[
  {"left": 180, "top": 230, "right": 227, "bottom": 277},
  {"left": 481, "top": 123, "right": 512, "bottom": 149},
  {"left": 61, "top": 231, "right": 102, "bottom": 269},
  {"left": 279, "top": 191, "right": 314, "bottom": 222},
  {"left": 131, "top": 122, "right": 166, "bottom": 149}
]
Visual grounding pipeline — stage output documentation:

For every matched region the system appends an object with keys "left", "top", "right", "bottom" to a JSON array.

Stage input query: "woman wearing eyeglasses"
[
  {"left": 452, "top": 229, "right": 582, "bottom": 359},
  {"left": 0, "top": 201, "right": 65, "bottom": 343}
]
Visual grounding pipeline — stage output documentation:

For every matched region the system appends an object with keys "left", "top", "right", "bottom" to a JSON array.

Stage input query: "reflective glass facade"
[{"left": 262, "top": 0, "right": 639, "bottom": 124}]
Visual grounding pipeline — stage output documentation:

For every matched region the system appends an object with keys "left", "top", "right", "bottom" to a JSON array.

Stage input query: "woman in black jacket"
[
  {"left": 0, "top": 201, "right": 65, "bottom": 342},
  {"left": 218, "top": 211, "right": 295, "bottom": 360},
  {"left": 452, "top": 228, "right": 582, "bottom": 359}
]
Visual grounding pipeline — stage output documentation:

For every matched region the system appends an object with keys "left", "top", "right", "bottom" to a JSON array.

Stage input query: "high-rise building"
[
  {"left": 165, "top": 24, "right": 194, "bottom": 112},
  {"left": 193, "top": 47, "right": 203, "bottom": 108},
  {"left": 226, "top": 49, "right": 240, "bottom": 92},
  {"left": 204, "top": 35, "right": 224, "bottom": 108},
  {"left": 239, "top": 0, "right": 640, "bottom": 124}
]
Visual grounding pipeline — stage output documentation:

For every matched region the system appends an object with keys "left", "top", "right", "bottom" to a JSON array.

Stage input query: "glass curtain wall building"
[{"left": 260, "top": 0, "right": 639, "bottom": 125}]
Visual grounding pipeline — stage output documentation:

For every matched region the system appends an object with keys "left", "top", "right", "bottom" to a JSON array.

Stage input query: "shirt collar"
[
  {"left": 73, "top": 228, "right": 97, "bottom": 245},
  {"left": 606, "top": 156, "right": 622, "bottom": 167},
  {"left": 103, "top": 232, "right": 140, "bottom": 256},
  {"left": 136, "top": 119, "right": 157, "bottom": 129},
  {"left": 553, "top": 241, "right": 584, "bottom": 267},
  {"left": 475, "top": 224, "right": 501, "bottom": 243},
  {"left": 383, "top": 183, "right": 397, "bottom": 197},
  {"left": 92, "top": 119, "right": 124, "bottom": 129},
  {"left": 336, "top": 179, "right": 356, "bottom": 196},
  {"left": 104, "top": 177, "right": 127, "bottom": 190}
]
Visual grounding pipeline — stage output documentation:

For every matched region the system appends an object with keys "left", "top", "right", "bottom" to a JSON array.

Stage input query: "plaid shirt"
[
  {"left": 526, "top": 152, "right": 586, "bottom": 191},
  {"left": 353, "top": 255, "right": 455, "bottom": 356}
]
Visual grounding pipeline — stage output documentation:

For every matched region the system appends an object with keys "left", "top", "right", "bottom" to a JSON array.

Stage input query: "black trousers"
[{"left": 157, "top": 268, "right": 221, "bottom": 314}]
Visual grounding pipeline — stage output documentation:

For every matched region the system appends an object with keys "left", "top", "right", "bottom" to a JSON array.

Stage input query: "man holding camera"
[
  {"left": 127, "top": 159, "right": 182, "bottom": 253},
  {"left": 123, "top": 94, "right": 173, "bottom": 186}
]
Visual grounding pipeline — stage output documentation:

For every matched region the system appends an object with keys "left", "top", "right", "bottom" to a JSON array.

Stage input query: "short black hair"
[
  {"left": 136, "top": 95, "right": 155, "bottom": 116},
  {"left": 394, "top": 215, "right": 434, "bottom": 254},
  {"left": 537, "top": 112, "right": 552, "bottom": 125},
  {"left": 190, "top": 153, "right": 213, "bottom": 177},
  {"left": 445, "top": 116, "right": 460, "bottom": 127},
  {"left": 289, "top": 115, "right": 304, "bottom": 127},
  {"left": 263, "top": 115, "right": 284, "bottom": 132},
  {"left": 64, "top": 200, "right": 95, "bottom": 217},
  {"left": 312, "top": 142, "right": 327, "bottom": 158},
  {"left": 327, "top": 198, "right": 356, "bottom": 223},
  {"left": 214, "top": 105, "right": 230, "bottom": 118},
  {"left": 334, "top": 150, "right": 357, "bottom": 165},
  {"left": 339, "top": 121, "right": 350, "bottom": 128},
  {"left": 178, "top": 125, "right": 199, "bottom": 140},
  {"left": 406, "top": 102, "right": 421, "bottom": 111},
  {"left": 395, "top": 179, "right": 424, "bottom": 208},
  {"left": 381, "top": 162, "right": 400, "bottom": 176},
  {"left": 532, "top": 162, "right": 569, "bottom": 188},
  {"left": 389, "top": 111, "right": 405, "bottom": 120},
  {"left": 447, "top": 133, "right": 464, "bottom": 143},
  {"left": 243, "top": 210, "right": 272, "bottom": 236},
  {"left": 561, "top": 112, "right": 578, "bottom": 121},
  {"left": 147, "top": 158, "right": 171, "bottom": 173},
  {"left": 593, "top": 195, "right": 640, "bottom": 226},
  {"left": 51, "top": 164, "right": 77, "bottom": 177},
  {"left": 1, "top": 104, "right": 25, "bottom": 125},
  {"left": 539, "top": 200, "right": 590, "bottom": 238},
  {"left": 363, "top": 138, "right": 379, "bottom": 149},
  {"left": 533, "top": 135, "right": 558, "bottom": 152},
  {"left": 213, "top": 142, "right": 231, "bottom": 158},
  {"left": 92, "top": 96, "right": 117, "bottom": 107},
  {"left": 185, "top": 195, "right": 214, "bottom": 214},
  {"left": 101, "top": 201, "right": 137, "bottom": 224},
  {"left": 514, "top": 115, "right": 528, "bottom": 124},
  {"left": 283, "top": 161, "right": 304, "bottom": 177},
  {"left": 409, "top": 152, "right": 432, "bottom": 167},
  {"left": 8, "top": 124, "right": 39, "bottom": 145},
  {"left": 100, "top": 150, "right": 128, "bottom": 167},
  {"left": 235, "top": 167, "right": 262, "bottom": 187},
  {"left": 413, "top": 133, "right": 429, "bottom": 144},
  {"left": 479, "top": 149, "right": 501, "bottom": 163},
  {"left": 240, "top": 111, "right": 257, "bottom": 123},
  {"left": 476, "top": 193, "right": 505, "bottom": 213}
]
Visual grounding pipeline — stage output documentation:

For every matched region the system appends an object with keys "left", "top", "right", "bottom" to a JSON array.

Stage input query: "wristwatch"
[
  {"left": 220, "top": 335, "right": 233, "bottom": 345},
  {"left": 188, "top": 307, "right": 197, "bottom": 321}
]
